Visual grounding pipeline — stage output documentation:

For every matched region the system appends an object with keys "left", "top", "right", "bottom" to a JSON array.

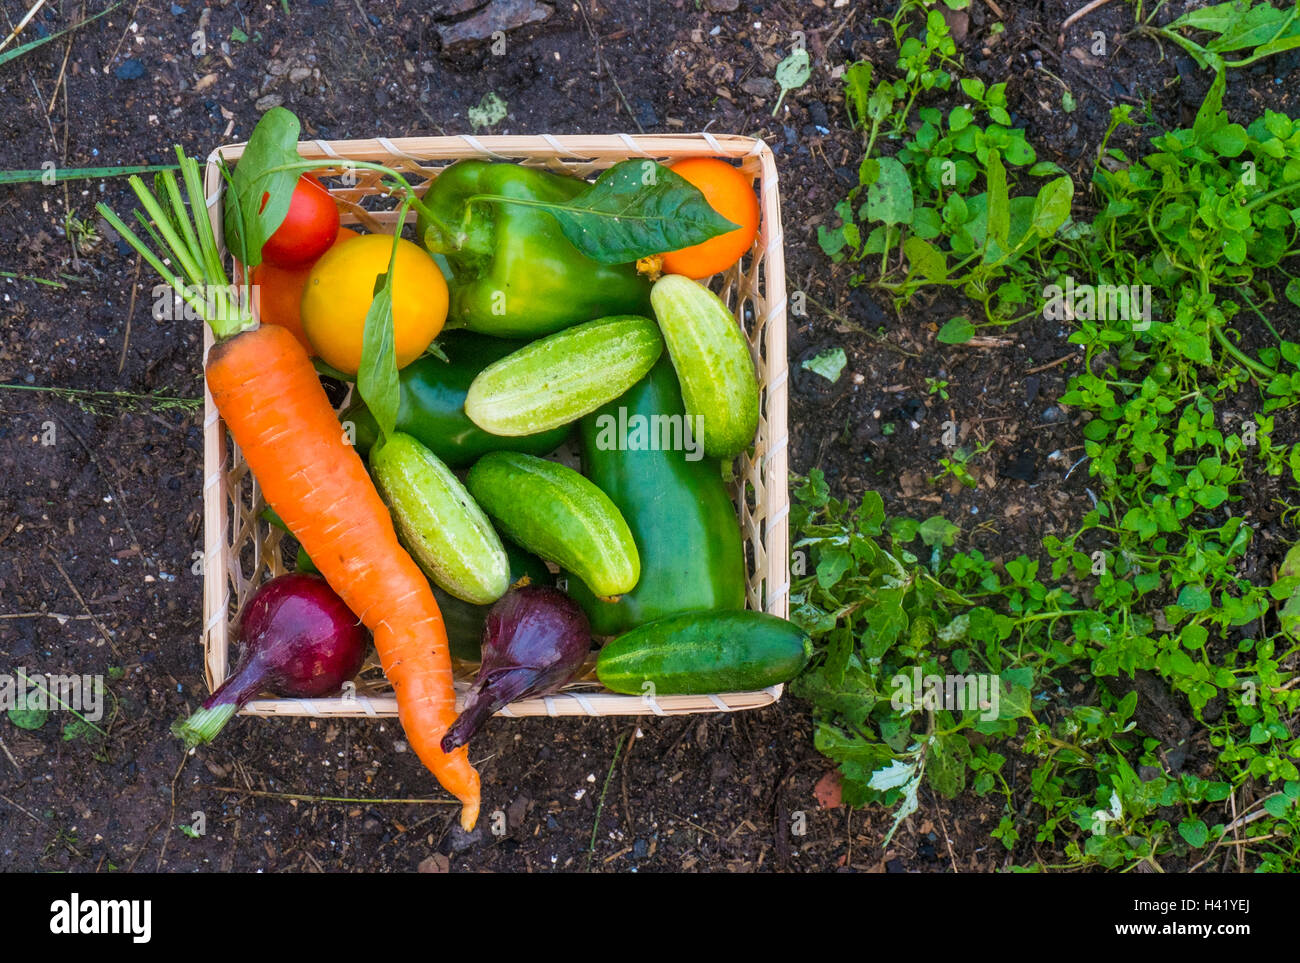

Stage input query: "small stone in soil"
[
  {"left": 1041, "top": 405, "right": 1067, "bottom": 424},
  {"left": 1024, "top": 374, "right": 1041, "bottom": 405},
  {"left": 808, "top": 101, "right": 830, "bottom": 129},
  {"left": 1000, "top": 446, "right": 1038, "bottom": 483},
  {"left": 632, "top": 97, "right": 659, "bottom": 129},
  {"left": 115, "top": 58, "right": 146, "bottom": 80},
  {"left": 706, "top": 0, "right": 740, "bottom": 11},
  {"left": 448, "top": 823, "right": 483, "bottom": 852}
]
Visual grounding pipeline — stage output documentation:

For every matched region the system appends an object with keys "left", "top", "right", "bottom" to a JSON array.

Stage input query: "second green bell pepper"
[{"left": 415, "top": 160, "right": 652, "bottom": 338}]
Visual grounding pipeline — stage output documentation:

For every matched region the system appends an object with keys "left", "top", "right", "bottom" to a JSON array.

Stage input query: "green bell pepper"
[
  {"left": 415, "top": 160, "right": 652, "bottom": 338},
  {"left": 341, "top": 331, "right": 571, "bottom": 467}
]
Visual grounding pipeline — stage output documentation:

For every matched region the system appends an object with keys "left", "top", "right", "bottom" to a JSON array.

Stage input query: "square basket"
[{"left": 199, "top": 133, "right": 789, "bottom": 720}]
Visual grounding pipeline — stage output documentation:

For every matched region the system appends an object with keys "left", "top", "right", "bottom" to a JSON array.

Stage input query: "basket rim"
[{"left": 200, "top": 130, "right": 790, "bottom": 719}]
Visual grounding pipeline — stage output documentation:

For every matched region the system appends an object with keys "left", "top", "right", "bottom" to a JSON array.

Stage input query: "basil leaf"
[
  {"left": 223, "top": 106, "right": 302, "bottom": 268},
  {"left": 476, "top": 160, "right": 739, "bottom": 265},
  {"left": 357, "top": 243, "right": 401, "bottom": 443}
]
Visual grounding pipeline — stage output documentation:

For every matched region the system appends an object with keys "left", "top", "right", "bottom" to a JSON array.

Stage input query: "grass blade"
[
  {"left": 0, "top": 164, "right": 178, "bottom": 185},
  {"left": 0, "top": 2, "right": 120, "bottom": 67}
]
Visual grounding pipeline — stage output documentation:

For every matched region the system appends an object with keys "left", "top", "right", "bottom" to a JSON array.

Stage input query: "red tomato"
[{"left": 260, "top": 174, "right": 340, "bottom": 268}]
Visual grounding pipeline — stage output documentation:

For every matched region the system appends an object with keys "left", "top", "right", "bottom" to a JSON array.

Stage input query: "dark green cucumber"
[
  {"left": 434, "top": 540, "right": 554, "bottom": 662},
  {"left": 341, "top": 331, "right": 571, "bottom": 466},
  {"left": 466, "top": 451, "right": 639, "bottom": 597},
  {"left": 567, "top": 358, "right": 746, "bottom": 635},
  {"left": 596, "top": 611, "right": 811, "bottom": 694}
]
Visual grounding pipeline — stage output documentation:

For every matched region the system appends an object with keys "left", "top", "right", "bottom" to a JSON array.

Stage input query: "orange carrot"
[
  {"left": 97, "top": 140, "right": 479, "bottom": 827},
  {"left": 207, "top": 324, "right": 480, "bottom": 829}
]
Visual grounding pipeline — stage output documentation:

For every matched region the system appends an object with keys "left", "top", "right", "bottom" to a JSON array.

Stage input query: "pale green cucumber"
[
  {"left": 466, "top": 452, "right": 639, "bottom": 597},
  {"left": 649, "top": 274, "right": 760, "bottom": 459},
  {"left": 463, "top": 315, "right": 662, "bottom": 436},
  {"left": 370, "top": 433, "right": 509, "bottom": 605}
]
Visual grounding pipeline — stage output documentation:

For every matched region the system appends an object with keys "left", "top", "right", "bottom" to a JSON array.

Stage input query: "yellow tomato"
[{"left": 301, "top": 233, "right": 448, "bottom": 376}]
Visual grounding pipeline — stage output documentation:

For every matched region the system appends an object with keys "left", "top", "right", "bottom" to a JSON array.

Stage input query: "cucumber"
[
  {"left": 596, "top": 610, "right": 811, "bottom": 695},
  {"left": 466, "top": 451, "right": 639, "bottom": 597},
  {"left": 464, "top": 315, "right": 663, "bottom": 436},
  {"left": 371, "top": 433, "right": 509, "bottom": 605},
  {"left": 649, "top": 275, "right": 760, "bottom": 459},
  {"left": 568, "top": 358, "right": 746, "bottom": 634}
]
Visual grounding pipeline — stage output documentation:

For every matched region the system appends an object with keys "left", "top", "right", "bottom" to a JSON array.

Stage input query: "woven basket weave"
[{"left": 199, "top": 133, "right": 789, "bottom": 719}]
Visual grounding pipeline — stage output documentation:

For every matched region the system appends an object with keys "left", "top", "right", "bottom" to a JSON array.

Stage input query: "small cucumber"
[
  {"left": 466, "top": 452, "right": 639, "bottom": 597},
  {"left": 371, "top": 432, "right": 509, "bottom": 605},
  {"left": 649, "top": 274, "right": 759, "bottom": 459},
  {"left": 596, "top": 610, "right": 811, "bottom": 695},
  {"left": 464, "top": 316, "right": 663, "bottom": 436}
]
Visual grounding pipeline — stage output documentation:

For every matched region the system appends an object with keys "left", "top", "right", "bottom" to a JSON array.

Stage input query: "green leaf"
[
  {"left": 223, "top": 107, "right": 303, "bottom": 268},
  {"left": 483, "top": 160, "right": 738, "bottom": 265},
  {"left": 937, "top": 316, "right": 975, "bottom": 344},
  {"left": 1263, "top": 794, "right": 1293, "bottom": 817},
  {"left": 356, "top": 243, "right": 401, "bottom": 443},
  {"left": 1178, "top": 817, "right": 1209, "bottom": 848},
  {"left": 1177, "top": 585, "right": 1213, "bottom": 612},
  {"left": 801, "top": 347, "right": 847, "bottom": 383},
  {"left": 62, "top": 717, "right": 101, "bottom": 742},
  {"left": 928, "top": 733, "right": 971, "bottom": 797},
  {"left": 775, "top": 47, "right": 812, "bottom": 93},
  {"left": 772, "top": 47, "right": 812, "bottom": 115},
  {"left": 919, "top": 515, "right": 960, "bottom": 548},
  {"left": 903, "top": 236, "right": 948, "bottom": 281},
  {"left": 985, "top": 150, "right": 1010, "bottom": 251},
  {"left": 818, "top": 223, "right": 848, "bottom": 258},
  {"left": 467, "top": 91, "right": 508, "bottom": 130},
  {"left": 868, "top": 757, "right": 917, "bottom": 792},
  {"left": 843, "top": 61, "right": 874, "bottom": 130},
  {"left": 866, "top": 156, "right": 913, "bottom": 227},
  {"left": 1193, "top": 67, "right": 1228, "bottom": 142},
  {"left": 7, "top": 706, "right": 48, "bottom": 730},
  {"left": 1030, "top": 176, "right": 1074, "bottom": 239}
]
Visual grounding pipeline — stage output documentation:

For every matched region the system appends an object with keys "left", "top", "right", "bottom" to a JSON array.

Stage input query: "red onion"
[
  {"left": 441, "top": 586, "right": 591, "bottom": 752},
  {"left": 174, "top": 573, "right": 367, "bottom": 746}
]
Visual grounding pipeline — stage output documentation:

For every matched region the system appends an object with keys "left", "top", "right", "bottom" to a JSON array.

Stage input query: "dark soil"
[{"left": 2, "top": 0, "right": 1297, "bottom": 873}]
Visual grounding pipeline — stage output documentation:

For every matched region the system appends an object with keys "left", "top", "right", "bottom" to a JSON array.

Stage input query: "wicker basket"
[{"left": 199, "top": 133, "right": 789, "bottom": 720}]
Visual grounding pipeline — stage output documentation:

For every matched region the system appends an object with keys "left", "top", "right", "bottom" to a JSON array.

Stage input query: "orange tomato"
[
  {"left": 252, "top": 227, "right": 359, "bottom": 354},
  {"left": 660, "top": 157, "right": 760, "bottom": 279},
  {"left": 301, "top": 233, "right": 449, "bottom": 376}
]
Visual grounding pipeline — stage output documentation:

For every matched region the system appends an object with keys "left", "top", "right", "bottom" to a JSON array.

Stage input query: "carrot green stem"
[{"left": 96, "top": 150, "right": 254, "bottom": 341}]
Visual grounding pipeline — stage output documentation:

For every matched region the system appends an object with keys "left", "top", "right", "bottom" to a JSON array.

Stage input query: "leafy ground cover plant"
[{"left": 799, "top": 0, "right": 1300, "bottom": 871}]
